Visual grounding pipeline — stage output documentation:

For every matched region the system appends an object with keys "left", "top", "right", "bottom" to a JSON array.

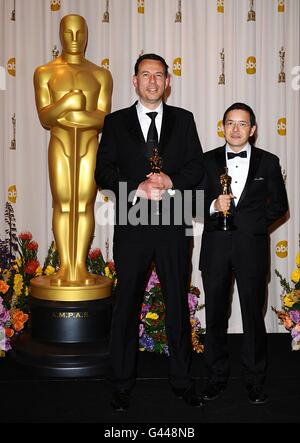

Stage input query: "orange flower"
[
  {"left": 13, "top": 321, "right": 25, "bottom": 332},
  {"left": 0, "top": 280, "right": 9, "bottom": 294},
  {"left": 5, "top": 328, "right": 14, "bottom": 338},
  {"left": 12, "top": 310, "right": 29, "bottom": 324}
]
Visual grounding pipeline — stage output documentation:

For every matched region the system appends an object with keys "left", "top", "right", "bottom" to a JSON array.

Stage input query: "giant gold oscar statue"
[
  {"left": 32, "top": 14, "right": 113, "bottom": 302},
  {"left": 11, "top": 15, "right": 113, "bottom": 377}
]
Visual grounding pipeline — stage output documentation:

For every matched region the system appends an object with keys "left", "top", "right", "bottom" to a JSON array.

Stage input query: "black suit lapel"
[
  {"left": 215, "top": 145, "right": 227, "bottom": 188},
  {"left": 159, "top": 103, "right": 175, "bottom": 156},
  {"left": 237, "top": 146, "right": 263, "bottom": 208},
  {"left": 126, "top": 103, "right": 145, "bottom": 145}
]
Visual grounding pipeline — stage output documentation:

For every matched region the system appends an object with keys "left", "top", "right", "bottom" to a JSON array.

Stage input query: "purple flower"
[
  {"left": 139, "top": 323, "right": 145, "bottom": 337},
  {"left": 145, "top": 271, "right": 160, "bottom": 291},
  {"left": 289, "top": 310, "right": 300, "bottom": 324},
  {"left": 0, "top": 326, "right": 11, "bottom": 352},
  {"left": 139, "top": 334, "right": 155, "bottom": 351},
  {"left": 0, "top": 301, "right": 10, "bottom": 326},
  {"left": 188, "top": 293, "right": 198, "bottom": 312}
]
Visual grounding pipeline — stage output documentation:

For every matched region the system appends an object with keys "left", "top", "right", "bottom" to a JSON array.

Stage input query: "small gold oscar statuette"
[
  {"left": 175, "top": 0, "right": 182, "bottom": 23},
  {"left": 10, "top": 0, "right": 16, "bottom": 21},
  {"left": 218, "top": 48, "right": 225, "bottom": 85},
  {"left": 247, "top": 0, "right": 256, "bottom": 21},
  {"left": 102, "top": 0, "right": 109, "bottom": 23},
  {"left": 278, "top": 46, "right": 286, "bottom": 83},
  {"left": 149, "top": 148, "right": 163, "bottom": 216},
  {"left": 216, "top": 167, "right": 235, "bottom": 231},
  {"left": 10, "top": 113, "right": 16, "bottom": 150},
  {"left": 52, "top": 45, "right": 59, "bottom": 59}
]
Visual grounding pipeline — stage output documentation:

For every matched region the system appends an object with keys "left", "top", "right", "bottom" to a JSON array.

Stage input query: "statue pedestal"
[{"left": 10, "top": 277, "right": 113, "bottom": 377}]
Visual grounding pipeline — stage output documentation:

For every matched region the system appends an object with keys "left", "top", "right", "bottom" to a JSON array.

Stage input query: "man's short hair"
[
  {"left": 134, "top": 53, "right": 169, "bottom": 77},
  {"left": 223, "top": 102, "right": 256, "bottom": 127}
]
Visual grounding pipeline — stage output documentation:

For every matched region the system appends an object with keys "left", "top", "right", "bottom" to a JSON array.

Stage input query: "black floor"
[{"left": 0, "top": 334, "right": 299, "bottom": 424}]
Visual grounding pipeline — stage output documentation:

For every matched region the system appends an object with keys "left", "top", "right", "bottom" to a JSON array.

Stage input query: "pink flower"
[{"left": 145, "top": 270, "right": 160, "bottom": 291}]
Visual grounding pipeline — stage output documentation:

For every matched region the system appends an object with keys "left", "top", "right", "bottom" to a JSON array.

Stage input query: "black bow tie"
[{"left": 227, "top": 151, "right": 247, "bottom": 160}]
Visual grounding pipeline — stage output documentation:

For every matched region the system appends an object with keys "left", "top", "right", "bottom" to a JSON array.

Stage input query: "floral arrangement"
[
  {"left": 1, "top": 203, "right": 204, "bottom": 357},
  {"left": 139, "top": 269, "right": 204, "bottom": 354},
  {"left": 272, "top": 252, "right": 300, "bottom": 351}
]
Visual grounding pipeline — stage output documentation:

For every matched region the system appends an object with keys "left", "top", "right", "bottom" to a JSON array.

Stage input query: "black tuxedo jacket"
[
  {"left": 200, "top": 145, "right": 288, "bottom": 271},
  {"left": 95, "top": 102, "right": 204, "bottom": 242}
]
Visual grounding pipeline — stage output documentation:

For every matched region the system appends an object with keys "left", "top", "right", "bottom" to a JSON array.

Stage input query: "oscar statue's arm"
[
  {"left": 59, "top": 69, "right": 113, "bottom": 130},
  {"left": 34, "top": 67, "right": 86, "bottom": 130}
]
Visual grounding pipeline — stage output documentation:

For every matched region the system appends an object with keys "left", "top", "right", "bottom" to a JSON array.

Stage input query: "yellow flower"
[
  {"left": 291, "top": 268, "right": 300, "bottom": 284},
  {"left": 35, "top": 266, "right": 43, "bottom": 276},
  {"left": 283, "top": 294, "right": 295, "bottom": 308},
  {"left": 145, "top": 312, "right": 159, "bottom": 320},
  {"left": 13, "top": 258, "right": 22, "bottom": 270},
  {"left": 296, "top": 252, "right": 300, "bottom": 267},
  {"left": 25, "top": 287, "right": 29, "bottom": 296},
  {"left": 13, "top": 274, "right": 23, "bottom": 296},
  {"left": 104, "top": 266, "right": 111, "bottom": 278},
  {"left": 44, "top": 265, "right": 55, "bottom": 275}
]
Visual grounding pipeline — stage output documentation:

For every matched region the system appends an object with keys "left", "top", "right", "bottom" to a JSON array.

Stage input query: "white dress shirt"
[
  {"left": 210, "top": 143, "right": 251, "bottom": 214},
  {"left": 133, "top": 101, "right": 174, "bottom": 203},
  {"left": 136, "top": 100, "right": 163, "bottom": 141}
]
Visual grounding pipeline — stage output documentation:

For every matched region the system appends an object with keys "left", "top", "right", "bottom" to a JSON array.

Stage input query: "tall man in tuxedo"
[
  {"left": 200, "top": 102, "right": 288, "bottom": 404},
  {"left": 95, "top": 54, "right": 205, "bottom": 411}
]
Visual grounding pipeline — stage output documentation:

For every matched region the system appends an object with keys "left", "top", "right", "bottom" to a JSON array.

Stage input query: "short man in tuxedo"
[
  {"left": 95, "top": 54, "right": 204, "bottom": 411},
  {"left": 199, "top": 102, "right": 288, "bottom": 404}
]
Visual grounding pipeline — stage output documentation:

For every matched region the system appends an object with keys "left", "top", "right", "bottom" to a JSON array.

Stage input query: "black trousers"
[
  {"left": 201, "top": 231, "right": 268, "bottom": 386},
  {"left": 110, "top": 236, "right": 192, "bottom": 391}
]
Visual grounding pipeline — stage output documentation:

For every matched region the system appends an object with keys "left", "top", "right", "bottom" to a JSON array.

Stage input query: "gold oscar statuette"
[
  {"left": 32, "top": 14, "right": 113, "bottom": 302},
  {"left": 278, "top": 46, "right": 286, "bottom": 83},
  {"left": 149, "top": 148, "right": 163, "bottom": 216},
  {"left": 175, "top": 0, "right": 182, "bottom": 23},
  {"left": 218, "top": 48, "right": 225, "bottom": 85},
  {"left": 216, "top": 167, "right": 235, "bottom": 231},
  {"left": 10, "top": 0, "right": 15, "bottom": 21},
  {"left": 10, "top": 113, "right": 16, "bottom": 150},
  {"left": 52, "top": 45, "right": 59, "bottom": 59},
  {"left": 102, "top": 0, "right": 109, "bottom": 23},
  {"left": 247, "top": 0, "right": 256, "bottom": 21}
]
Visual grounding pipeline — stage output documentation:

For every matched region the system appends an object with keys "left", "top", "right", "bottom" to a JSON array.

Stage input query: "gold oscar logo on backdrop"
[
  {"left": 173, "top": 57, "right": 181, "bottom": 77},
  {"left": 101, "top": 58, "right": 110, "bottom": 70},
  {"left": 217, "top": 120, "right": 225, "bottom": 138},
  {"left": 246, "top": 56, "right": 256, "bottom": 74},
  {"left": 277, "top": 118, "right": 286, "bottom": 136},
  {"left": 137, "top": 0, "right": 144, "bottom": 14},
  {"left": 8, "top": 185, "right": 17, "bottom": 204},
  {"left": 7, "top": 58, "right": 16, "bottom": 76},
  {"left": 51, "top": 0, "right": 61, "bottom": 11},
  {"left": 276, "top": 240, "right": 288, "bottom": 258},
  {"left": 217, "top": 0, "right": 224, "bottom": 13},
  {"left": 278, "top": 0, "right": 285, "bottom": 13}
]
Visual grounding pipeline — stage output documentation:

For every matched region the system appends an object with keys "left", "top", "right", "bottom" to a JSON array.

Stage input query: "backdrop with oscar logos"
[{"left": 0, "top": 0, "right": 299, "bottom": 332}]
